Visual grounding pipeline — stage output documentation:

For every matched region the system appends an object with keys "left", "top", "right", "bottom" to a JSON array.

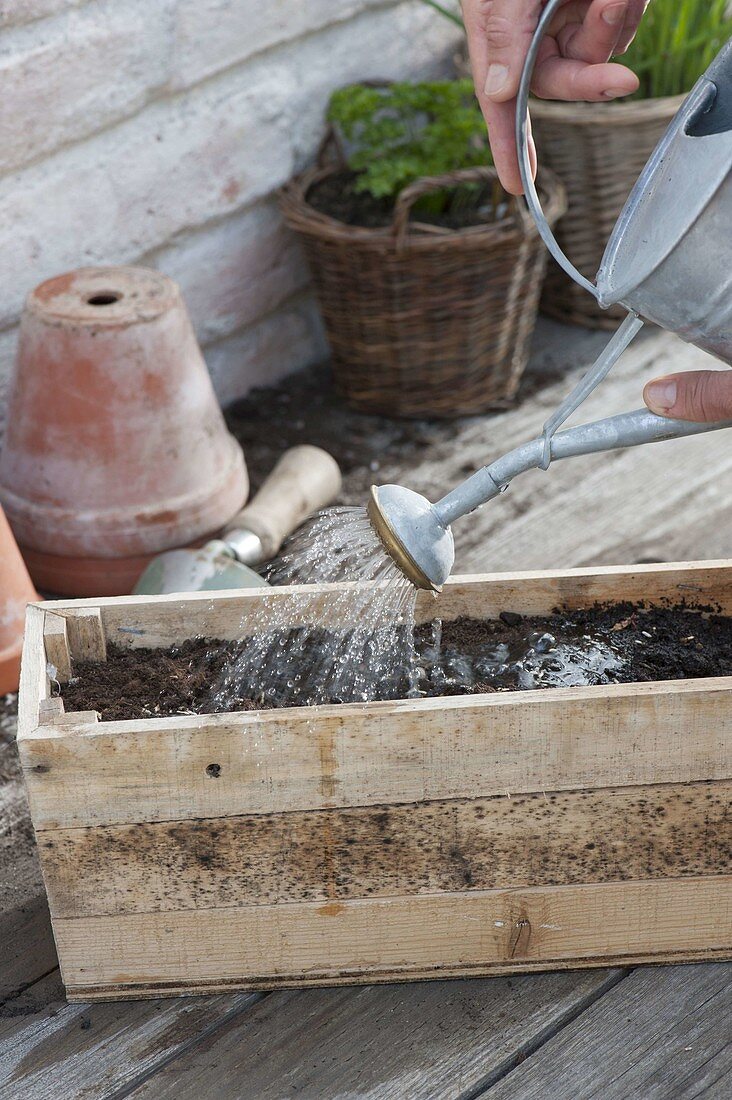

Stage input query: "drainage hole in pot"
[
  {"left": 206, "top": 763, "right": 222, "bottom": 778},
  {"left": 86, "top": 292, "right": 121, "bottom": 306}
]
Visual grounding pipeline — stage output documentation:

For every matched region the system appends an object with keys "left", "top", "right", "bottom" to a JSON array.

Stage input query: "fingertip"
[
  {"left": 603, "top": 61, "right": 639, "bottom": 93},
  {"left": 643, "top": 377, "right": 678, "bottom": 417},
  {"left": 495, "top": 161, "right": 525, "bottom": 195},
  {"left": 494, "top": 138, "right": 535, "bottom": 195},
  {"left": 575, "top": 61, "right": 639, "bottom": 101},
  {"left": 621, "top": 66, "right": 640, "bottom": 94}
]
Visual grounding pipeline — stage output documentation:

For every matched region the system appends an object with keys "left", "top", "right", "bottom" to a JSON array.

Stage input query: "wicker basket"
[
  {"left": 531, "top": 95, "right": 684, "bottom": 330},
  {"left": 280, "top": 164, "right": 566, "bottom": 418}
]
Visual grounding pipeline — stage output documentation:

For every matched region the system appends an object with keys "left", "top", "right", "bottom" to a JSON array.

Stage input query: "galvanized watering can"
[
  {"left": 366, "top": 20, "right": 732, "bottom": 591},
  {"left": 518, "top": 0, "right": 732, "bottom": 453}
]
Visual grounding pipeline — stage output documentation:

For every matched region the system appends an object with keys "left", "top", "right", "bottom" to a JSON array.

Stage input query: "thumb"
[{"left": 644, "top": 370, "right": 732, "bottom": 423}]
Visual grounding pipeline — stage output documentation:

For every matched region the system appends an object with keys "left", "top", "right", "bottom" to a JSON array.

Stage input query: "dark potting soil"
[
  {"left": 306, "top": 169, "right": 499, "bottom": 231},
  {"left": 60, "top": 603, "right": 732, "bottom": 722}
]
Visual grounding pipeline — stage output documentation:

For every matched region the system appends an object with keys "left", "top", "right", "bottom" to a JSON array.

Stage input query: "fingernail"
[
  {"left": 603, "top": 87, "right": 629, "bottom": 99},
  {"left": 602, "top": 2, "right": 627, "bottom": 25},
  {"left": 484, "top": 64, "right": 509, "bottom": 97},
  {"left": 646, "top": 380, "right": 677, "bottom": 410}
]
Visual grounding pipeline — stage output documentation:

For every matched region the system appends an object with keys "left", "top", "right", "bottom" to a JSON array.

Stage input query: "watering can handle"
[{"left": 516, "top": 0, "right": 600, "bottom": 298}]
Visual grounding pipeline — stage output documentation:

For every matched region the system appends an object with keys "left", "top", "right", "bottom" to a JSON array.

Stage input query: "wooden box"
[{"left": 17, "top": 562, "right": 732, "bottom": 1002}]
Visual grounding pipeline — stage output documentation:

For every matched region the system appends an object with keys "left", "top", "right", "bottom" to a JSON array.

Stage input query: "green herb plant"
[{"left": 327, "top": 79, "right": 491, "bottom": 217}]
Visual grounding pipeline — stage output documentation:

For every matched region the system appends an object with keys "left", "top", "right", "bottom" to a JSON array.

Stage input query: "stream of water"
[
  {"left": 212, "top": 507, "right": 420, "bottom": 710},
  {"left": 211, "top": 506, "right": 628, "bottom": 711}
]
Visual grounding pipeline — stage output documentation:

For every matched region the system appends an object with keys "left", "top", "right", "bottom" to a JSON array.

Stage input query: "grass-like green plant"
[
  {"left": 420, "top": 0, "right": 732, "bottom": 99},
  {"left": 327, "top": 79, "right": 489, "bottom": 202},
  {"left": 623, "top": 0, "right": 732, "bottom": 99}
]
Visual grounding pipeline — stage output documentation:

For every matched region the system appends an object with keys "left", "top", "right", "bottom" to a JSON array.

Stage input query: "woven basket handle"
[
  {"left": 392, "top": 167, "right": 520, "bottom": 249},
  {"left": 516, "top": 0, "right": 599, "bottom": 298},
  {"left": 316, "top": 125, "right": 348, "bottom": 170}
]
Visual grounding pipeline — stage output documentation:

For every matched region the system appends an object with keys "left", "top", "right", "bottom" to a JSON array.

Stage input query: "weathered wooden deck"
[{"left": 1, "top": 318, "right": 730, "bottom": 1098}]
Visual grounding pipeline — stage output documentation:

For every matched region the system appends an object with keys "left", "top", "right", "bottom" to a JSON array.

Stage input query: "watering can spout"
[{"left": 369, "top": 409, "right": 732, "bottom": 592}]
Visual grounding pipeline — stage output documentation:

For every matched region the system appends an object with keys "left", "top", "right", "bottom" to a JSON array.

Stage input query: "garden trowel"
[{"left": 134, "top": 445, "right": 342, "bottom": 595}]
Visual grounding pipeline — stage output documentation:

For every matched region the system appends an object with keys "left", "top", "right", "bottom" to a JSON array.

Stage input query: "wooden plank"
[
  {"left": 485, "top": 963, "right": 732, "bottom": 1099},
  {"left": 124, "top": 970, "right": 625, "bottom": 1100},
  {"left": 35, "top": 781, "right": 732, "bottom": 918},
  {"left": 19, "top": 676, "right": 732, "bottom": 828},
  {"left": 0, "top": 971, "right": 261, "bottom": 1100},
  {"left": 42, "top": 613, "right": 72, "bottom": 684},
  {"left": 65, "top": 608, "right": 106, "bottom": 663},
  {"left": 0, "top": 710, "right": 58, "bottom": 999},
  {"left": 53, "top": 876, "right": 732, "bottom": 998},
  {"left": 45, "top": 710, "right": 99, "bottom": 727},
  {"left": 35, "top": 561, "right": 732, "bottom": 649},
  {"left": 0, "top": 889, "right": 56, "bottom": 1002},
  {"left": 37, "top": 698, "right": 64, "bottom": 722},
  {"left": 16, "top": 604, "right": 48, "bottom": 738}
]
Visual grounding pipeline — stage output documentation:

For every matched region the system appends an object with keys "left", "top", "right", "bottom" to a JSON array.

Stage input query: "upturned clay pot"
[
  {"left": 0, "top": 504, "right": 38, "bottom": 695},
  {"left": 0, "top": 267, "right": 248, "bottom": 596}
]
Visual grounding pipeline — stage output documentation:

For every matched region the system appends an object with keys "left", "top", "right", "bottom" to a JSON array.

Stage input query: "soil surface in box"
[{"left": 60, "top": 602, "right": 732, "bottom": 721}]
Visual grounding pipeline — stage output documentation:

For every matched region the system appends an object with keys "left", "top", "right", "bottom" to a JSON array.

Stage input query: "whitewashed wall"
[{"left": 0, "top": 1, "right": 461, "bottom": 408}]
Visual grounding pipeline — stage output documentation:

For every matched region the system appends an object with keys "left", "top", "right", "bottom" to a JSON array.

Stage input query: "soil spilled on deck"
[{"left": 60, "top": 602, "right": 732, "bottom": 722}]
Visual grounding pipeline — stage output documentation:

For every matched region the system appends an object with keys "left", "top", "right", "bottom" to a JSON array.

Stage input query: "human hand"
[
  {"left": 644, "top": 370, "right": 732, "bottom": 423},
  {"left": 462, "top": 0, "right": 646, "bottom": 193}
]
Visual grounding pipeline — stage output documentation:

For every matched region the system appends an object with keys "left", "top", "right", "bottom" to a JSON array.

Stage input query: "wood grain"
[
  {"left": 64, "top": 608, "right": 106, "bottom": 663},
  {"left": 124, "top": 971, "right": 625, "bottom": 1100},
  {"left": 36, "top": 561, "right": 732, "bottom": 650},
  {"left": 20, "top": 674, "right": 732, "bottom": 829},
  {"left": 41, "top": 613, "right": 71, "bottom": 685},
  {"left": 486, "top": 962, "right": 732, "bottom": 1099},
  {"left": 36, "top": 781, "right": 732, "bottom": 918},
  {"left": 54, "top": 876, "right": 732, "bottom": 998},
  {"left": 17, "top": 604, "right": 49, "bottom": 738},
  {"left": 0, "top": 972, "right": 260, "bottom": 1100}
]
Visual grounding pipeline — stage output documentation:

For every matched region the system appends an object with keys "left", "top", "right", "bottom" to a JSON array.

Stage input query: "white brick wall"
[
  {"left": 0, "top": 1, "right": 82, "bottom": 27},
  {"left": 0, "top": 0, "right": 461, "bottom": 406}
]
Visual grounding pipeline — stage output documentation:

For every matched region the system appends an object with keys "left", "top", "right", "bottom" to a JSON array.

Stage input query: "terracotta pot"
[
  {"left": 0, "top": 504, "right": 39, "bottom": 695},
  {"left": 0, "top": 267, "right": 248, "bottom": 596}
]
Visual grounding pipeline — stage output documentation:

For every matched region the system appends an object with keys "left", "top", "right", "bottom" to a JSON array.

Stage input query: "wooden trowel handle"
[{"left": 224, "top": 445, "right": 342, "bottom": 559}]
